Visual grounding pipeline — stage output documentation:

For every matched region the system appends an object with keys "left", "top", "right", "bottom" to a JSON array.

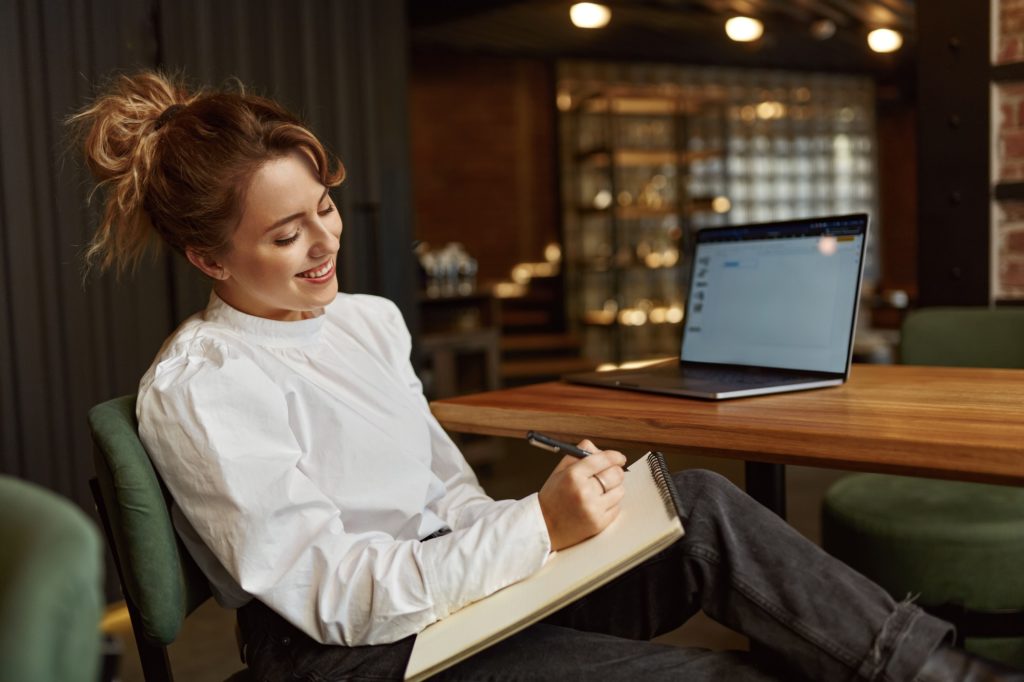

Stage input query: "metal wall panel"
[
  {"left": 0, "top": 0, "right": 172, "bottom": 513},
  {"left": 916, "top": 0, "right": 991, "bottom": 304}
]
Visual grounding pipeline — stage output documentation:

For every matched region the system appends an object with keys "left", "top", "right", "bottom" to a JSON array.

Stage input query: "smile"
[{"left": 296, "top": 259, "right": 335, "bottom": 282}]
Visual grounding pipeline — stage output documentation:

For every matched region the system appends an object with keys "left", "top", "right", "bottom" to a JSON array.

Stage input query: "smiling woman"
[{"left": 68, "top": 71, "right": 1021, "bottom": 682}]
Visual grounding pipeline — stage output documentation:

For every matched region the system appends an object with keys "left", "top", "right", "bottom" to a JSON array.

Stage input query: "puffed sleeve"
[
  {"left": 137, "top": 337, "right": 550, "bottom": 646},
  {"left": 373, "top": 298, "right": 542, "bottom": 530}
]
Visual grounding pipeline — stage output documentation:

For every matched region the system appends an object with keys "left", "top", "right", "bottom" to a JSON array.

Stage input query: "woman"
[{"left": 71, "top": 72, "right": 1015, "bottom": 681}]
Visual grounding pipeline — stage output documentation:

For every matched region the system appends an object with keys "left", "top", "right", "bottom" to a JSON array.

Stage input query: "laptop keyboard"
[{"left": 674, "top": 364, "right": 817, "bottom": 387}]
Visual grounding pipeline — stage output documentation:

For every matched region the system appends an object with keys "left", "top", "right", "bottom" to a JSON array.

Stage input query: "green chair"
[
  {"left": 0, "top": 475, "right": 105, "bottom": 682},
  {"left": 822, "top": 307, "right": 1024, "bottom": 668},
  {"left": 89, "top": 395, "right": 250, "bottom": 681}
]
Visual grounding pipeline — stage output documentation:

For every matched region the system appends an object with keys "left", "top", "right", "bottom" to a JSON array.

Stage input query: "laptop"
[{"left": 564, "top": 214, "right": 869, "bottom": 400}]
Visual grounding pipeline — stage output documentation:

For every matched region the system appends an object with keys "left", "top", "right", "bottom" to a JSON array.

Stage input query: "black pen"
[
  {"left": 526, "top": 431, "right": 592, "bottom": 458},
  {"left": 526, "top": 431, "right": 629, "bottom": 470}
]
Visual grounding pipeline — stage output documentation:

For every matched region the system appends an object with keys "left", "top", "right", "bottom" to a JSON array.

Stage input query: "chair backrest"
[
  {"left": 901, "top": 307, "right": 1024, "bottom": 369},
  {"left": 88, "top": 395, "right": 211, "bottom": 650},
  {"left": 0, "top": 475, "right": 104, "bottom": 682}
]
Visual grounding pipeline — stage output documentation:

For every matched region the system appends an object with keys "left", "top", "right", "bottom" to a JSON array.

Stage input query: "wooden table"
[{"left": 430, "top": 364, "right": 1024, "bottom": 516}]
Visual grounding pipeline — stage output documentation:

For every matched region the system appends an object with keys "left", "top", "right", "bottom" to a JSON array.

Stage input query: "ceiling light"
[
  {"left": 725, "top": 16, "right": 764, "bottom": 42},
  {"left": 570, "top": 3, "right": 611, "bottom": 29},
  {"left": 810, "top": 19, "right": 836, "bottom": 40},
  {"left": 867, "top": 28, "right": 903, "bottom": 53}
]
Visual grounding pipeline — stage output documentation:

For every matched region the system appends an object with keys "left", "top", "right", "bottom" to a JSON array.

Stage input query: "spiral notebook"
[{"left": 405, "top": 451, "right": 685, "bottom": 681}]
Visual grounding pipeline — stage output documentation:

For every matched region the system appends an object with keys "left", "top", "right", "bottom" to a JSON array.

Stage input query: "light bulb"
[
  {"left": 570, "top": 3, "right": 611, "bottom": 29},
  {"left": 725, "top": 16, "right": 764, "bottom": 42},
  {"left": 867, "top": 28, "right": 903, "bottom": 53},
  {"left": 711, "top": 196, "right": 732, "bottom": 213},
  {"left": 810, "top": 19, "right": 836, "bottom": 40}
]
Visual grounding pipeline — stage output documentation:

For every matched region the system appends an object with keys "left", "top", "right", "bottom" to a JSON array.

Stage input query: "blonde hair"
[{"left": 68, "top": 70, "right": 345, "bottom": 276}]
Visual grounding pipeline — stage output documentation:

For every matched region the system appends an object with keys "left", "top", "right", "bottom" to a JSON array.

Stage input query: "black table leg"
[
  {"left": 744, "top": 461, "right": 787, "bottom": 519},
  {"left": 743, "top": 461, "right": 787, "bottom": 661}
]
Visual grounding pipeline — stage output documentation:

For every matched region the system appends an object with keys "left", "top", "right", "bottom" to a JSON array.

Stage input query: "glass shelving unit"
[
  {"left": 559, "top": 62, "right": 879, "bottom": 365},
  {"left": 563, "top": 84, "right": 729, "bottom": 363}
]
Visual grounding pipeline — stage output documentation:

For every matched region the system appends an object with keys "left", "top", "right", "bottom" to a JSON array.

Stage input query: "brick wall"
[
  {"left": 996, "top": 84, "right": 1024, "bottom": 182},
  {"left": 409, "top": 52, "right": 559, "bottom": 284},
  {"left": 996, "top": 202, "right": 1024, "bottom": 295},
  {"left": 996, "top": 0, "right": 1024, "bottom": 64},
  {"left": 995, "top": 0, "right": 1024, "bottom": 299}
]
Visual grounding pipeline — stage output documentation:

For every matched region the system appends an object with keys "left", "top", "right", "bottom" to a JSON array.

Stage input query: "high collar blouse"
[{"left": 137, "top": 292, "right": 550, "bottom": 646}]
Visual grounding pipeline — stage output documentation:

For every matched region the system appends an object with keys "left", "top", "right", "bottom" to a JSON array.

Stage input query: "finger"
[
  {"left": 600, "top": 486, "right": 625, "bottom": 513},
  {"left": 601, "top": 450, "right": 627, "bottom": 468},
  {"left": 595, "top": 465, "right": 626, "bottom": 490},
  {"left": 578, "top": 439, "right": 626, "bottom": 463},
  {"left": 569, "top": 450, "right": 621, "bottom": 478},
  {"left": 575, "top": 441, "right": 627, "bottom": 471},
  {"left": 603, "top": 498, "right": 623, "bottom": 523},
  {"left": 552, "top": 453, "right": 578, "bottom": 474},
  {"left": 597, "top": 479, "right": 625, "bottom": 508}
]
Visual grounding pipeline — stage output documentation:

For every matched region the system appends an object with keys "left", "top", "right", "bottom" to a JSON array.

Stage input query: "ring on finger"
[{"left": 594, "top": 473, "right": 608, "bottom": 494}]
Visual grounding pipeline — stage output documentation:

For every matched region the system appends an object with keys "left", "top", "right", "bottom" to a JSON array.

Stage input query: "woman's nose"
[{"left": 309, "top": 217, "right": 341, "bottom": 255}]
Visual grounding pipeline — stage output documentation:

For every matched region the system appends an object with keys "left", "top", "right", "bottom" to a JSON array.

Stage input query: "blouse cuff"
[{"left": 424, "top": 493, "right": 551, "bottom": 622}]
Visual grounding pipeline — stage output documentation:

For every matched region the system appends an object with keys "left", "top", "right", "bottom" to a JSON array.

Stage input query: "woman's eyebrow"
[{"left": 263, "top": 187, "right": 330, "bottom": 234}]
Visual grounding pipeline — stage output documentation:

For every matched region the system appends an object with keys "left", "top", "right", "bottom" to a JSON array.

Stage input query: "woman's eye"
[
  {"left": 319, "top": 203, "right": 335, "bottom": 215},
  {"left": 275, "top": 233, "right": 300, "bottom": 246}
]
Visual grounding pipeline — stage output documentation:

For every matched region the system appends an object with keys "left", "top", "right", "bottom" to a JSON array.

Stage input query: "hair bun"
[
  {"left": 68, "top": 71, "right": 194, "bottom": 274},
  {"left": 70, "top": 71, "right": 190, "bottom": 180}
]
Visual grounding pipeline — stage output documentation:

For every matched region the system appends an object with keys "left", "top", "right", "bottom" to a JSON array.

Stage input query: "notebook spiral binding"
[{"left": 647, "top": 451, "right": 684, "bottom": 519}]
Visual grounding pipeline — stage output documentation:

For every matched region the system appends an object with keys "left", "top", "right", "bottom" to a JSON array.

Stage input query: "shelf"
[
  {"left": 575, "top": 203, "right": 723, "bottom": 219},
  {"left": 576, "top": 148, "right": 723, "bottom": 167},
  {"left": 500, "top": 332, "right": 584, "bottom": 353},
  {"left": 575, "top": 85, "right": 727, "bottom": 116},
  {"left": 576, "top": 261, "right": 683, "bottom": 274},
  {"left": 994, "top": 181, "right": 1024, "bottom": 201},
  {"left": 992, "top": 63, "right": 1024, "bottom": 83},
  {"left": 576, "top": 205, "right": 677, "bottom": 217},
  {"left": 501, "top": 356, "right": 600, "bottom": 380},
  {"left": 580, "top": 315, "right": 683, "bottom": 328}
]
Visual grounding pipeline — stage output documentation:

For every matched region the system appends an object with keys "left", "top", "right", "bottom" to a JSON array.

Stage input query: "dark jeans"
[{"left": 237, "top": 469, "right": 953, "bottom": 681}]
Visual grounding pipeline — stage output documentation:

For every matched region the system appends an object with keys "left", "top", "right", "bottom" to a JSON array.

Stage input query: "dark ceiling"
[{"left": 408, "top": 0, "right": 916, "bottom": 74}]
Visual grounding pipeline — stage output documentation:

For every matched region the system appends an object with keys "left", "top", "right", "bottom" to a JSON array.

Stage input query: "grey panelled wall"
[
  {"left": 0, "top": 0, "right": 175, "bottom": 514},
  {"left": 158, "top": 0, "right": 417, "bottom": 323},
  {"left": 0, "top": 0, "right": 415, "bottom": 518}
]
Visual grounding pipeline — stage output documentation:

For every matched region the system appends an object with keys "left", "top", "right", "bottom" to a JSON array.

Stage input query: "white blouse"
[{"left": 137, "top": 292, "right": 551, "bottom": 646}]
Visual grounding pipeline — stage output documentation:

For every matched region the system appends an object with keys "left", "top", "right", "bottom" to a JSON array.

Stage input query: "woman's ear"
[{"left": 185, "top": 248, "right": 229, "bottom": 280}]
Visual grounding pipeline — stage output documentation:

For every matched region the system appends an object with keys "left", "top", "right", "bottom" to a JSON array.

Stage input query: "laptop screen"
[{"left": 680, "top": 215, "right": 868, "bottom": 374}]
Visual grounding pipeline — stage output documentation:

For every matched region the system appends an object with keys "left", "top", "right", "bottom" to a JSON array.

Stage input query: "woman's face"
[{"left": 205, "top": 150, "right": 342, "bottom": 321}]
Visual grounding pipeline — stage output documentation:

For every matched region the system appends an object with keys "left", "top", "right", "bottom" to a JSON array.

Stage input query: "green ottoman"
[{"left": 822, "top": 473, "right": 1024, "bottom": 667}]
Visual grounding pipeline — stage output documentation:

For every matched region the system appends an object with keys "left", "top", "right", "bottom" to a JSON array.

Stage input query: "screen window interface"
[{"left": 681, "top": 221, "right": 864, "bottom": 374}]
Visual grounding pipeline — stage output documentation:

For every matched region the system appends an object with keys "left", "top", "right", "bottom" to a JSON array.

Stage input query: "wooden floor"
[{"left": 106, "top": 437, "right": 847, "bottom": 681}]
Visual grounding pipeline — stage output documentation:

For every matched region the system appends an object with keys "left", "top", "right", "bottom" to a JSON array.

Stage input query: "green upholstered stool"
[
  {"left": 823, "top": 474, "right": 1024, "bottom": 665},
  {"left": 822, "top": 307, "right": 1024, "bottom": 668},
  {"left": 0, "top": 475, "right": 104, "bottom": 682},
  {"left": 89, "top": 394, "right": 250, "bottom": 681}
]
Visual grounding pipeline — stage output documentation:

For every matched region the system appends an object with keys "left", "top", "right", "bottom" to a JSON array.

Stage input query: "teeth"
[{"left": 299, "top": 260, "right": 332, "bottom": 279}]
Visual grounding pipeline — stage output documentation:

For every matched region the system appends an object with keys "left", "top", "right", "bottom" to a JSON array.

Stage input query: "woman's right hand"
[{"left": 537, "top": 439, "right": 627, "bottom": 551}]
